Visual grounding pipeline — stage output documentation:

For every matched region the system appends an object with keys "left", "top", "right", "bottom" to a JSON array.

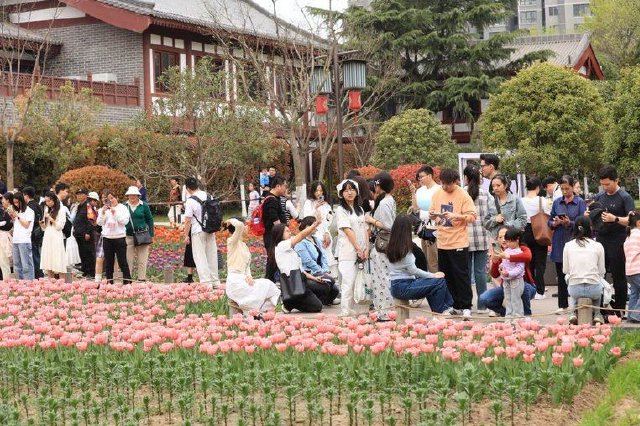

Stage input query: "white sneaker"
[
  {"left": 534, "top": 293, "right": 546, "bottom": 300},
  {"left": 475, "top": 309, "right": 488, "bottom": 314},
  {"left": 444, "top": 308, "right": 462, "bottom": 316},
  {"left": 462, "top": 309, "right": 472, "bottom": 320},
  {"left": 488, "top": 310, "right": 498, "bottom": 317}
]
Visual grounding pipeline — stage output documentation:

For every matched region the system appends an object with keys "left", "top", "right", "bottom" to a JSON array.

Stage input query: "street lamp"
[{"left": 311, "top": 56, "right": 367, "bottom": 181}]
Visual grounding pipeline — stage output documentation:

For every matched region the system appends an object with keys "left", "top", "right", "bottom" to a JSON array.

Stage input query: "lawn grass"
[{"left": 580, "top": 331, "right": 640, "bottom": 426}]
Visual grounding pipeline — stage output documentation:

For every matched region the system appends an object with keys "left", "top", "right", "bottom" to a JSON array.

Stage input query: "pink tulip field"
[{"left": 0, "top": 278, "right": 636, "bottom": 425}]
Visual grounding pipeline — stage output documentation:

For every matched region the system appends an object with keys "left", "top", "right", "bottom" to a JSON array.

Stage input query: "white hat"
[
  {"left": 87, "top": 191, "right": 100, "bottom": 201},
  {"left": 125, "top": 186, "right": 141, "bottom": 196},
  {"left": 336, "top": 179, "right": 360, "bottom": 199}
]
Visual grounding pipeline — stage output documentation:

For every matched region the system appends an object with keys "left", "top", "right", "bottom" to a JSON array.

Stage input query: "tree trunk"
[
  {"left": 6, "top": 138, "right": 14, "bottom": 190},
  {"left": 288, "top": 131, "right": 306, "bottom": 188}
]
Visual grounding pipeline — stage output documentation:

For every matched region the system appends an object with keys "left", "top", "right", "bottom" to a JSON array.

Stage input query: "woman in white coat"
[
  {"left": 225, "top": 218, "right": 280, "bottom": 313},
  {"left": 39, "top": 191, "right": 68, "bottom": 277}
]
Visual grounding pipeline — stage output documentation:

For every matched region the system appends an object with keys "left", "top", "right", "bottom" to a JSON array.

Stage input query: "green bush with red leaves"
[{"left": 58, "top": 165, "right": 133, "bottom": 199}]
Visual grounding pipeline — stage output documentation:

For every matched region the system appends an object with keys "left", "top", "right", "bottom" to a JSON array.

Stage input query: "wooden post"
[
  {"left": 163, "top": 267, "right": 174, "bottom": 284},
  {"left": 577, "top": 297, "right": 593, "bottom": 325},
  {"left": 239, "top": 177, "right": 247, "bottom": 218},
  {"left": 64, "top": 266, "right": 73, "bottom": 284},
  {"left": 394, "top": 299, "right": 410, "bottom": 324},
  {"left": 113, "top": 271, "right": 123, "bottom": 285}
]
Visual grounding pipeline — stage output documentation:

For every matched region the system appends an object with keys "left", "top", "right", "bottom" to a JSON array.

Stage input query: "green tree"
[
  {"left": 478, "top": 62, "right": 610, "bottom": 177},
  {"left": 344, "top": 0, "right": 551, "bottom": 121},
  {"left": 372, "top": 108, "right": 458, "bottom": 169},
  {"left": 16, "top": 82, "right": 103, "bottom": 189},
  {"left": 584, "top": 0, "right": 640, "bottom": 74},
  {"left": 604, "top": 66, "right": 640, "bottom": 185}
]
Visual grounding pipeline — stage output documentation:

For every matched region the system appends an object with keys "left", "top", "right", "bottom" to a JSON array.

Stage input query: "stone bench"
[
  {"left": 394, "top": 299, "right": 411, "bottom": 324},
  {"left": 228, "top": 299, "right": 243, "bottom": 317}
]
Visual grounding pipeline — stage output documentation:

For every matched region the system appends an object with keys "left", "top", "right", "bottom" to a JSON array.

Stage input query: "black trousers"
[
  {"left": 522, "top": 224, "right": 548, "bottom": 295},
  {"left": 76, "top": 235, "right": 96, "bottom": 277},
  {"left": 601, "top": 238, "right": 627, "bottom": 312},
  {"left": 555, "top": 262, "right": 569, "bottom": 309},
  {"left": 438, "top": 248, "right": 472, "bottom": 310},
  {"left": 103, "top": 237, "right": 131, "bottom": 284},
  {"left": 283, "top": 287, "right": 323, "bottom": 313},
  {"left": 31, "top": 238, "right": 44, "bottom": 279},
  {"left": 306, "top": 279, "right": 339, "bottom": 305}
]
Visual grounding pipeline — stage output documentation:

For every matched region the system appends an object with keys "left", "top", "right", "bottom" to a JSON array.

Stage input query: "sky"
[{"left": 252, "top": 0, "right": 349, "bottom": 29}]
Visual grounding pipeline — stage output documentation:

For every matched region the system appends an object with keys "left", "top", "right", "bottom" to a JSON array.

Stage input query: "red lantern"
[
  {"left": 319, "top": 122, "right": 328, "bottom": 137},
  {"left": 348, "top": 90, "right": 361, "bottom": 111},
  {"left": 315, "top": 95, "right": 328, "bottom": 115}
]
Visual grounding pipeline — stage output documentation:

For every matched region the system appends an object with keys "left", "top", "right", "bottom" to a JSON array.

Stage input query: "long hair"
[
  {"left": 307, "top": 181, "right": 329, "bottom": 203},
  {"left": 13, "top": 191, "right": 27, "bottom": 213},
  {"left": 352, "top": 176, "right": 372, "bottom": 213},
  {"left": 463, "top": 165, "right": 481, "bottom": 201},
  {"left": 266, "top": 223, "right": 287, "bottom": 277},
  {"left": 386, "top": 215, "right": 415, "bottom": 263},
  {"left": 572, "top": 216, "right": 593, "bottom": 247},
  {"left": 372, "top": 171, "right": 394, "bottom": 214},
  {"left": 339, "top": 181, "right": 363, "bottom": 216},
  {"left": 43, "top": 191, "right": 60, "bottom": 220}
]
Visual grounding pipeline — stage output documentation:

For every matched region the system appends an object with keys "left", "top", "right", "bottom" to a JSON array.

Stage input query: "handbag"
[
  {"left": 411, "top": 212, "right": 437, "bottom": 242},
  {"left": 354, "top": 260, "right": 372, "bottom": 304},
  {"left": 279, "top": 269, "right": 306, "bottom": 302},
  {"left": 530, "top": 197, "right": 552, "bottom": 246},
  {"left": 128, "top": 205, "right": 152, "bottom": 246},
  {"left": 374, "top": 229, "right": 391, "bottom": 253}
]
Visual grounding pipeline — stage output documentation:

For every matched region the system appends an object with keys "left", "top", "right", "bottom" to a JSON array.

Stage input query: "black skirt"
[{"left": 183, "top": 229, "right": 196, "bottom": 268}]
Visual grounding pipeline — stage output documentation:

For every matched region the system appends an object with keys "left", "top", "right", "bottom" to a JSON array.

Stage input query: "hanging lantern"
[
  {"left": 310, "top": 65, "right": 332, "bottom": 94},
  {"left": 348, "top": 90, "right": 362, "bottom": 111},
  {"left": 315, "top": 95, "right": 328, "bottom": 114},
  {"left": 319, "top": 121, "right": 328, "bottom": 137},
  {"left": 342, "top": 59, "right": 367, "bottom": 90}
]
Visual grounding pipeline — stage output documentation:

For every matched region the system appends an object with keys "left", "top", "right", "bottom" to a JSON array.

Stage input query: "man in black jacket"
[
  {"left": 23, "top": 187, "right": 44, "bottom": 279},
  {"left": 73, "top": 188, "right": 96, "bottom": 278},
  {"left": 262, "top": 175, "right": 287, "bottom": 280}
]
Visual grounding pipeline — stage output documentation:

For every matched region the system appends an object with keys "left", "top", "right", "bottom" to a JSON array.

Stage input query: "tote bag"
[
  {"left": 530, "top": 197, "right": 552, "bottom": 246},
  {"left": 279, "top": 269, "right": 306, "bottom": 302}
]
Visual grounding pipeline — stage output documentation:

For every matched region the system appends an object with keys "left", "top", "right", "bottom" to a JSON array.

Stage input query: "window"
[
  {"left": 573, "top": 4, "right": 590, "bottom": 16},
  {"left": 519, "top": 0, "right": 537, "bottom": 6},
  {"left": 153, "top": 51, "right": 178, "bottom": 92},
  {"left": 237, "top": 63, "right": 266, "bottom": 103},
  {"left": 193, "top": 55, "right": 226, "bottom": 98},
  {"left": 520, "top": 11, "right": 538, "bottom": 24},
  {"left": 548, "top": 6, "right": 558, "bottom": 16}
]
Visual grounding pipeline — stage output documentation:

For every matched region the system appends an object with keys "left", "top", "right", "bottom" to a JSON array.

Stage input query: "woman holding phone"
[{"left": 548, "top": 175, "right": 587, "bottom": 314}]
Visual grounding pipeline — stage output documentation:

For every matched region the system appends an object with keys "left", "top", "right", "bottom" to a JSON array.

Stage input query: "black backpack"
[
  {"left": 190, "top": 194, "right": 222, "bottom": 233},
  {"left": 62, "top": 212, "right": 72, "bottom": 238}
]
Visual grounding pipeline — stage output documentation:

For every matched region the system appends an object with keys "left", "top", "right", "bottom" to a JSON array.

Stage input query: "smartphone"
[
  {"left": 318, "top": 195, "right": 324, "bottom": 202},
  {"left": 492, "top": 242, "right": 503, "bottom": 254},
  {"left": 557, "top": 214, "right": 568, "bottom": 220}
]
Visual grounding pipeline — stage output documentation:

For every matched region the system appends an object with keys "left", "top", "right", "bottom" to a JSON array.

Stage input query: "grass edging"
[{"left": 580, "top": 331, "right": 640, "bottom": 426}]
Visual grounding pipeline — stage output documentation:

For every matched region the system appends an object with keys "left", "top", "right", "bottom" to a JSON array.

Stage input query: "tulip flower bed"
[
  {"left": 0, "top": 280, "right": 635, "bottom": 426},
  {"left": 147, "top": 226, "right": 268, "bottom": 282}
]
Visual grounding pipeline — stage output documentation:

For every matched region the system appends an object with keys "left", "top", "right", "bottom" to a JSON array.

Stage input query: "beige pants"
[
  {"left": 126, "top": 236, "right": 151, "bottom": 281},
  {"left": 420, "top": 239, "right": 439, "bottom": 273}
]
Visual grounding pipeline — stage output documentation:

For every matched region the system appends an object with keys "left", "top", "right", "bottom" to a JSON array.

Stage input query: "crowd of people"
[{"left": 238, "top": 158, "right": 639, "bottom": 325}]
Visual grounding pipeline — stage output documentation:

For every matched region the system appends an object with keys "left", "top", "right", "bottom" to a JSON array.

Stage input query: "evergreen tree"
[{"left": 345, "top": 0, "right": 550, "bottom": 121}]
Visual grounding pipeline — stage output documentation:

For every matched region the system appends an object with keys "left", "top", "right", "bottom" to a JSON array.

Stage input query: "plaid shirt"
[{"left": 467, "top": 187, "right": 492, "bottom": 252}]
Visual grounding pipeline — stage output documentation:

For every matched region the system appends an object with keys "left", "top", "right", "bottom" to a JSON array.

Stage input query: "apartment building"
[{"left": 518, "top": 0, "right": 591, "bottom": 34}]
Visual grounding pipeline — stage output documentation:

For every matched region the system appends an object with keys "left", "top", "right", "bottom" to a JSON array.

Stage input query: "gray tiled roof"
[
  {"left": 507, "top": 33, "right": 590, "bottom": 67},
  {"left": 0, "top": 21, "right": 62, "bottom": 44},
  {"left": 97, "top": 0, "right": 322, "bottom": 44}
]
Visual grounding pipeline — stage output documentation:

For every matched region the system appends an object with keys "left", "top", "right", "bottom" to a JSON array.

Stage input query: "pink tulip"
[
  {"left": 608, "top": 315, "right": 622, "bottom": 325},
  {"left": 610, "top": 346, "right": 622, "bottom": 357},
  {"left": 572, "top": 356, "right": 584, "bottom": 367},
  {"left": 551, "top": 352, "right": 564, "bottom": 366}
]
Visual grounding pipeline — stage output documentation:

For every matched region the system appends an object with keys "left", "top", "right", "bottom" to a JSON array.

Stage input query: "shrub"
[
  {"left": 58, "top": 166, "right": 133, "bottom": 200},
  {"left": 355, "top": 165, "right": 382, "bottom": 180},
  {"left": 388, "top": 164, "right": 442, "bottom": 213}
]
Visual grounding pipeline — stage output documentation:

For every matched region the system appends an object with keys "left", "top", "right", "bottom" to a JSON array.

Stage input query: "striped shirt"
[
  {"left": 624, "top": 228, "right": 640, "bottom": 276},
  {"left": 466, "top": 187, "right": 492, "bottom": 252}
]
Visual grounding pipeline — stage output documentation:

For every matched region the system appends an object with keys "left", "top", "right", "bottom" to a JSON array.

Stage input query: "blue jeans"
[
  {"left": 390, "top": 277, "right": 453, "bottom": 313},
  {"left": 468, "top": 250, "right": 488, "bottom": 309},
  {"left": 567, "top": 283, "right": 603, "bottom": 318},
  {"left": 628, "top": 273, "right": 640, "bottom": 322},
  {"left": 12, "top": 243, "right": 34, "bottom": 280},
  {"left": 479, "top": 282, "right": 536, "bottom": 316}
]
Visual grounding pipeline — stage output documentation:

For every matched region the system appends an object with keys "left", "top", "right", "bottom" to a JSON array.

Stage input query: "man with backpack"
[
  {"left": 23, "top": 187, "right": 44, "bottom": 279},
  {"left": 183, "top": 177, "right": 221, "bottom": 288}
]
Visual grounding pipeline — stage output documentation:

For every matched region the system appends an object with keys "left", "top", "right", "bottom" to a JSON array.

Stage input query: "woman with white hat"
[
  {"left": 124, "top": 185, "right": 154, "bottom": 282},
  {"left": 334, "top": 179, "right": 370, "bottom": 316}
]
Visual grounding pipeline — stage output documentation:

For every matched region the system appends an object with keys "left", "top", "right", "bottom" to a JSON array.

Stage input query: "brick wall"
[
  {"left": 97, "top": 105, "right": 144, "bottom": 125},
  {"left": 39, "top": 22, "right": 145, "bottom": 124}
]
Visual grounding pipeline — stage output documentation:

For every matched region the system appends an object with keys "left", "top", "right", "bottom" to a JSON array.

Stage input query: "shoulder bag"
[
  {"left": 530, "top": 197, "right": 553, "bottom": 246},
  {"left": 374, "top": 228, "right": 391, "bottom": 253},
  {"left": 279, "top": 269, "right": 306, "bottom": 302},
  {"left": 127, "top": 205, "right": 152, "bottom": 246},
  {"left": 354, "top": 260, "right": 372, "bottom": 304}
]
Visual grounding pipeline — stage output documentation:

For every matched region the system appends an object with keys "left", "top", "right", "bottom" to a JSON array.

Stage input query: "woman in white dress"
[
  {"left": 302, "top": 181, "right": 336, "bottom": 273},
  {"left": 225, "top": 218, "right": 280, "bottom": 314},
  {"left": 40, "top": 191, "right": 68, "bottom": 277},
  {"left": 335, "top": 179, "right": 370, "bottom": 316}
]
